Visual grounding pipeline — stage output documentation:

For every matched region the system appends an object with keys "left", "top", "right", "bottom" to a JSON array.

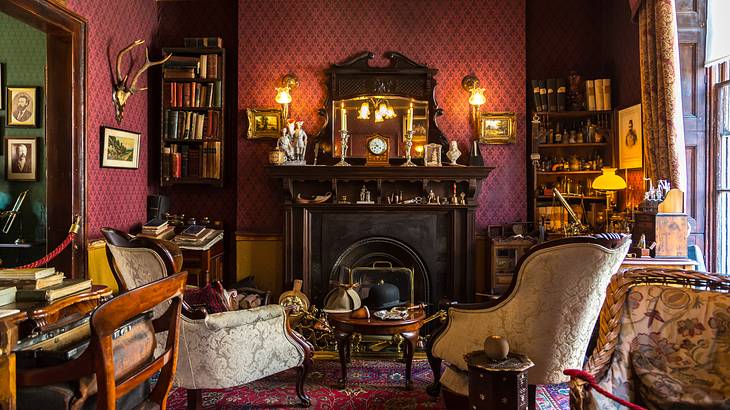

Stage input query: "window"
[{"left": 715, "top": 80, "right": 730, "bottom": 273}]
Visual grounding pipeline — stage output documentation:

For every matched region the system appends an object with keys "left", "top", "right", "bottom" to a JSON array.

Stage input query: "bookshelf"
[
  {"left": 160, "top": 46, "right": 225, "bottom": 187},
  {"left": 530, "top": 109, "right": 615, "bottom": 234}
]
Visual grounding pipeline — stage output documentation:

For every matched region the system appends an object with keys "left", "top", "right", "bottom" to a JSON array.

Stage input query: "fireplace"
[{"left": 268, "top": 166, "right": 492, "bottom": 307}]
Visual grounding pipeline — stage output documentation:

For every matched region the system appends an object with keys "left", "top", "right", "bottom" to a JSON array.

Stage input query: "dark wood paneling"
[{"left": 679, "top": 42, "right": 698, "bottom": 118}]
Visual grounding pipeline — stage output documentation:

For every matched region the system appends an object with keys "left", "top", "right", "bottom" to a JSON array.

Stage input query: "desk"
[
  {"left": 179, "top": 233, "right": 224, "bottom": 287},
  {"left": 621, "top": 257, "right": 698, "bottom": 272},
  {"left": 0, "top": 285, "right": 111, "bottom": 410}
]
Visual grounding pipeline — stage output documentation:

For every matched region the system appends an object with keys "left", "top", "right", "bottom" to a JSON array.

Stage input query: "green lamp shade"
[{"left": 592, "top": 168, "right": 627, "bottom": 191}]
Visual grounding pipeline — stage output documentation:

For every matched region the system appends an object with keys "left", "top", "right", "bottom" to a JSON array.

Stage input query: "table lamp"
[{"left": 592, "top": 168, "right": 627, "bottom": 231}]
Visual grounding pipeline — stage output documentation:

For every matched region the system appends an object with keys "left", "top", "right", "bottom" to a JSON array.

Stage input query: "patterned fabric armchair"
[
  {"left": 101, "top": 228, "right": 313, "bottom": 409},
  {"left": 568, "top": 268, "right": 730, "bottom": 410},
  {"left": 426, "top": 234, "right": 631, "bottom": 406}
]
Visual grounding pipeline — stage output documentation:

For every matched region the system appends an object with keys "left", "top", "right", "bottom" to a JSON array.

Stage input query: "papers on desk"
[
  {"left": 0, "top": 309, "right": 20, "bottom": 319},
  {"left": 173, "top": 229, "right": 223, "bottom": 251}
]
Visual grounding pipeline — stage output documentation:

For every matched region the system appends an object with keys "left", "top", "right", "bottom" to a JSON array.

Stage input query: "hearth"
[{"left": 267, "top": 165, "right": 492, "bottom": 307}]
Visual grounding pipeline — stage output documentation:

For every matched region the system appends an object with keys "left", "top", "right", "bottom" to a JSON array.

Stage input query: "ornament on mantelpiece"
[
  {"left": 567, "top": 71, "right": 585, "bottom": 111},
  {"left": 446, "top": 140, "right": 462, "bottom": 166}
]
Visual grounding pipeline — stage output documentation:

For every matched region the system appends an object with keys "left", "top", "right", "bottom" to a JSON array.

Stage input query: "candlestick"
[
  {"left": 335, "top": 129, "right": 351, "bottom": 166},
  {"left": 340, "top": 101, "right": 347, "bottom": 131},
  {"left": 407, "top": 102, "right": 414, "bottom": 131},
  {"left": 401, "top": 130, "right": 416, "bottom": 167}
]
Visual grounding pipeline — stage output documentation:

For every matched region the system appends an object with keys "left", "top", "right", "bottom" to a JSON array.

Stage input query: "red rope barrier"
[
  {"left": 563, "top": 369, "right": 647, "bottom": 410},
  {"left": 16, "top": 231, "right": 76, "bottom": 269}
]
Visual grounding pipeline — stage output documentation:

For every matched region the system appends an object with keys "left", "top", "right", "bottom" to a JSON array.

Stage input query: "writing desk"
[
  {"left": 0, "top": 285, "right": 111, "bottom": 410},
  {"left": 178, "top": 232, "right": 224, "bottom": 287}
]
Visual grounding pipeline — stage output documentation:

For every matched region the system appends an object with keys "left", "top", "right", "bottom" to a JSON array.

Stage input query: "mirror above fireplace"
[{"left": 315, "top": 51, "right": 447, "bottom": 164}]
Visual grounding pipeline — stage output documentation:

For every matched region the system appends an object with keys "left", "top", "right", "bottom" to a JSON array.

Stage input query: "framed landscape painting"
[{"left": 101, "top": 126, "right": 140, "bottom": 169}]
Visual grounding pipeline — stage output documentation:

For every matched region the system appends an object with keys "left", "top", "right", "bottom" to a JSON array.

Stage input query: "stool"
[{"left": 464, "top": 350, "right": 534, "bottom": 410}]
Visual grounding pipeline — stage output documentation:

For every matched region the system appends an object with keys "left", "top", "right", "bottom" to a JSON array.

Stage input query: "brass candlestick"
[
  {"left": 335, "top": 129, "right": 351, "bottom": 166},
  {"left": 402, "top": 130, "right": 416, "bottom": 167}
]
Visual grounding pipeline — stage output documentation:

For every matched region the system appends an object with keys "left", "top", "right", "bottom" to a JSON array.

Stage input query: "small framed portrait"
[
  {"left": 101, "top": 126, "right": 141, "bottom": 169},
  {"left": 5, "top": 137, "right": 38, "bottom": 181},
  {"left": 246, "top": 108, "right": 282, "bottom": 139},
  {"left": 479, "top": 112, "right": 516, "bottom": 144},
  {"left": 7, "top": 87, "right": 38, "bottom": 127},
  {"left": 424, "top": 143, "right": 442, "bottom": 167},
  {"left": 618, "top": 103, "right": 643, "bottom": 169},
  {"left": 402, "top": 115, "right": 428, "bottom": 141}
]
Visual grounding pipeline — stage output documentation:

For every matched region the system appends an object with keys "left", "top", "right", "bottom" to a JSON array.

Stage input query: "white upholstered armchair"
[
  {"left": 426, "top": 234, "right": 631, "bottom": 408},
  {"left": 101, "top": 227, "right": 313, "bottom": 409}
]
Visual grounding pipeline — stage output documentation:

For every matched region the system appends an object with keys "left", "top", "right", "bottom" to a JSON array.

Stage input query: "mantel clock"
[{"left": 365, "top": 134, "right": 390, "bottom": 166}]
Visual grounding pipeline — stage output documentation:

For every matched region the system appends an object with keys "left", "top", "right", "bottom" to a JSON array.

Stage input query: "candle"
[
  {"left": 407, "top": 102, "right": 414, "bottom": 131},
  {"left": 340, "top": 101, "right": 347, "bottom": 131}
]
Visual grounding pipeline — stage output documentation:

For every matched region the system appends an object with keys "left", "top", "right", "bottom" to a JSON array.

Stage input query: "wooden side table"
[
  {"left": 179, "top": 233, "right": 224, "bottom": 287},
  {"left": 328, "top": 308, "right": 426, "bottom": 390},
  {"left": 465, "top": 351, "right": 534, "bottom": 410}
]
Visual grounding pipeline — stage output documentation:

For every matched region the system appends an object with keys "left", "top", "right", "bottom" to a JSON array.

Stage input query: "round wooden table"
[{"left": 328, "top": 308, "right": 426, "bottom": 390}]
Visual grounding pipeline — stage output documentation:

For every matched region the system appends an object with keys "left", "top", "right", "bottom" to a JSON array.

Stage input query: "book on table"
[
  {"left": 15, "top": 279, "right": 92, "bottom": 303},
  {"left": 0, "top": 267, "right": 56, "bottom": 280},
  {"left": 0, "top": 287, "right": 17, "bottom": 306},
  {"left": 0, "top": 273, "right": 65, "bottom": 290}
]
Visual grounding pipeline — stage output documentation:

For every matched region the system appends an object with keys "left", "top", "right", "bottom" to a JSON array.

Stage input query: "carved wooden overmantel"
[
  {"left": 314, "top": 52, "right": 448, "bottom": 163},
  {"left": 267, "top": 165, "right": 493, "bottom": 305}
]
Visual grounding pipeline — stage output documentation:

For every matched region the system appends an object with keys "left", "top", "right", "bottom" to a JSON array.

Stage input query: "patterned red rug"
[{"left": 166, "top": 359, "right": 569, "bottom": 409}]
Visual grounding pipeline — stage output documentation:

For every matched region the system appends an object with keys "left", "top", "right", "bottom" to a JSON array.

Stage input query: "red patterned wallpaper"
[
  {"left": 66, "top": 0, "right": 158, "bottom": 239},
  {"left": 237, "top": 0, "right": 527, "bottom": 232}
]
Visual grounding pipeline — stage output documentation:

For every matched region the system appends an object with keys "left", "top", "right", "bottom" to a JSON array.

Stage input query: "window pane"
[
  {"left": 720, "top": 84, "right": 730, "bottom": 190},
  {"left": 718, "top": 192, "right": 729, "bottom": 274}
]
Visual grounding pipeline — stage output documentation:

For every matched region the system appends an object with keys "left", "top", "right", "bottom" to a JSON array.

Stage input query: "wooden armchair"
[
  {"left": 568, "top": 268, "right": 730, "bottom": 409},
  {"left": 426, "top": 234, "right": 631, "bottom": 408},
  {"left": 16, "top": 271, "right": 188, "bottom": 409},
  {"left": 101, "top": 227, "right": 313, "bottom": 409}
]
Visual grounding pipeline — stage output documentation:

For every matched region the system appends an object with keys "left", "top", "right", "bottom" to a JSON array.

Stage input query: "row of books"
[
  {"left": 531, "top": 79, "right": 567, "bottom": 112},
  {"left": 585, "top": 79, "right": 612, "bottom": 111},
  {"left": 164, "top": 54, "right": 220, "bottom": 80},
  {"left": 163, "top": 110, "right": 221, "bottom": 140},
  {"left": 0, "top": 267, "right": 91, "bottom": 303},
  {"left": 165, "top": 81, "right": 222, "bottom": 109},
  {"left": 162, "top": 141, "right": 221, "bottom": 180},
  {"left": 184, "top": 37, "right": 223, "bottom": 48}
]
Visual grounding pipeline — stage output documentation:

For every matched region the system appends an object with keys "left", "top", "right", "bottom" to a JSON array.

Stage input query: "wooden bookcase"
[
  {"left": 160, "top": 46, "right": 225, "bottom": 187},
  {"left": 530, "top": 110, "right": 615, "bottom": 235}
]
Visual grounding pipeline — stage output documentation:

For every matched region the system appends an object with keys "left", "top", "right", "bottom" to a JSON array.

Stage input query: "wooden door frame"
[{"left": 0, "top": 0, "right": 87, "bottom": 277}]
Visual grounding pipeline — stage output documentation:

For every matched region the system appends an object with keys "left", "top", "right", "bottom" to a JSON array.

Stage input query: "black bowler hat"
[{"left": 363, "top": 280, "right": 404, "bottom": 310}]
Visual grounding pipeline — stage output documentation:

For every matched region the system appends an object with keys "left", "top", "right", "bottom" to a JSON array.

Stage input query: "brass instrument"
[{"left": 552, "top": 188, "right": 587, "bottom": 236}]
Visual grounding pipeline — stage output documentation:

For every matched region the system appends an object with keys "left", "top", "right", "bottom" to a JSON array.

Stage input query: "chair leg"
[
  {"left": 426, "top": 354, "right": 442, "bottom": 397},
  {"left": 296, "top": 363, "right": 311, "bottom": 407},
  {"left": 187, "top": 389, "right": 203, "bottom": 410}
]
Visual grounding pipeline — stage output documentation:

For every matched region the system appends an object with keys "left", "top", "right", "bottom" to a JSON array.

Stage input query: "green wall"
[{"left": 0, "top": 11, "right": 47, "bottom": 264}]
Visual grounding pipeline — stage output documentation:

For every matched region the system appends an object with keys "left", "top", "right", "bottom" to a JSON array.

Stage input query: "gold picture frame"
[
  {"left": 7, "top": 86, "right": 39, "bottom": 128},
  {"left": 479, "top": 112, "right": 516, "bottom": 144},
  {"left": 618, "top": 103, "right": 643, "bottom": 169},
  {"left": 246, "top": 108, "right": 282, "bottom": 139},
  {"left": 101, "top": 126, "right": 141, "bottom": 169},
  {"left": 5, "top": 136, "right": 38, "bottom": 181}
]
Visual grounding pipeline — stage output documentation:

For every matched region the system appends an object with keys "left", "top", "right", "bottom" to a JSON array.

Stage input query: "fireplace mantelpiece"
[{"left": 267, "top": 165, "right": 493, "bottom": 305}]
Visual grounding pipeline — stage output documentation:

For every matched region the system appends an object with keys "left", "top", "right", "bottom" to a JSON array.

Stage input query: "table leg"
[
  {"left": 402, "top": 331, "right": 418, "bottom": 391},
  {"left": 336, "top": 331, "right": 351, "bottom": 388}
]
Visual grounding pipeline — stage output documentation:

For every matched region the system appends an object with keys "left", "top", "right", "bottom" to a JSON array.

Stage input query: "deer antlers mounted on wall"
[{"left": 112, "top": 39, "right": 171, "bottom": 124}]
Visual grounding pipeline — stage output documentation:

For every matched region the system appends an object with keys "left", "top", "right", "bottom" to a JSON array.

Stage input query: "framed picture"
[
  {"left": 5, "top": 137, "right": 38, "bottom": 181},
  {"left": 479, "top": 112, "right": 516, "bottom": 144},
  {"left": 101, "top": 126, "right": 141, "bottom": 169},
  {"left": 618, "top": 104, "right": 643, "bottom": 169},
  {"left": 7, "top": 87, "right": 38, "bottom": 127},
  {"left": 246, "top": 108, "right": 282, "bottom": 139},
  {"left": 0, "top": 64, "right": 3, "bottom": 110},
  {"left": 424, "top": 143, "right": 442, "bottom": 167}
]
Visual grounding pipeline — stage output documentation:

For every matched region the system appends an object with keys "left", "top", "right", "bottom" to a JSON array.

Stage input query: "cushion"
[{"left": 183, "top": 281, "right": 231, "bottom": 313}]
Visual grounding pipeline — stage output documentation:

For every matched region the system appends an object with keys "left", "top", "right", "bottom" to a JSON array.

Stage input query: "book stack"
[
  {"left": 585, "top": 78, "right": 612, "bottom": 111},
  {"left": 531, "top": 79, "right": 566, "bottom": 112},
  {"left": 164, "top": 81, "right": 222, "bottom": 108},
  {"left": 184, "top": 37, "right": 223, "bottom": 48},
  {"left": 0, "top": 286, "right": 16, "bottom": 306},
  {"left": 138, "top": 218, "right": 175, "bottom": 240},
  {"left": 163, "top": 55, "right": 219, "bottom": 80},
  {"left": 162, "top": 142, "right": 220, "bottom": 180},
  {"left": 163, "top": 110, "right": 221, "bottom": 140},
  {"left": 0, "top": 267, "right": 92, "bottom": 303},
  {"left": 173, "top": 228, "right": 222, "bottom": 249}
]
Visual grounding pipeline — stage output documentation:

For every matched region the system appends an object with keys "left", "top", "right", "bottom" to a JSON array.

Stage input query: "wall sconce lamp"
[
  {"left": 462, "top": 75, "right": 486, "bottom": 127},
  {"left": 275, "top": 74, "right": 299, "bottom": 120}
]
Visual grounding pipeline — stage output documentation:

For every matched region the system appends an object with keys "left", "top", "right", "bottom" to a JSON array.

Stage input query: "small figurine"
[
  {"left": 360, "top": 185, "right": 367, "bottom": 202},
  {"left": 567, "top": 71, "right": 585, "bottom": 111},
  {"left": 459, "top": 192, "right": 466, "bottom": 205},
  {"left": 446, "top": 140, "right": 461, "bottom": 166},
  {"left": 293, "top": 120, "right": 307, "bottom": 162},
  {"left": 427, "top": 190, "right": 437, "bottom": 204},
  {"left": 277, "top": 128, "right": 294, "bottom": 160}
]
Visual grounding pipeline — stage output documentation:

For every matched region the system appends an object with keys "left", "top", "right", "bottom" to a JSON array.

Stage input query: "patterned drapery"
[{"left": 636, "top": 0, "right": 687, "bottom": 190}]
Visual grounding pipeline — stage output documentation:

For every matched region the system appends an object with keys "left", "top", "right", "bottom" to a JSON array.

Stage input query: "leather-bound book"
[
  {"left": 546, "top": 78, "right": 557, "bottom": 112},
  {"left": 594, "top": 79, "right": 605, "bottom": 111},
  {"left": 585, "top": 80, "right": 596, "bottom": 111},
  {"left": 556, "top": 78, "right": 566, "bottom": 112},
  {"left": 538, "top": 80, "right": 548, "bottom": 112},
  {"left": 602, "top": 78, "right": 612, "bottom": 110}
]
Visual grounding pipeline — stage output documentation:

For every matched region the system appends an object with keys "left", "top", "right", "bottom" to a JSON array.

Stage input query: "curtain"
[{"left": 637, "top": 0, "right": 687, "bottom": 191}]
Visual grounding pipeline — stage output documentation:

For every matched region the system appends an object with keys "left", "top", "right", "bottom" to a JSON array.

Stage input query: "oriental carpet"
[{"left": 167, "top": 359, "right": 569, "bottom": 409}]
